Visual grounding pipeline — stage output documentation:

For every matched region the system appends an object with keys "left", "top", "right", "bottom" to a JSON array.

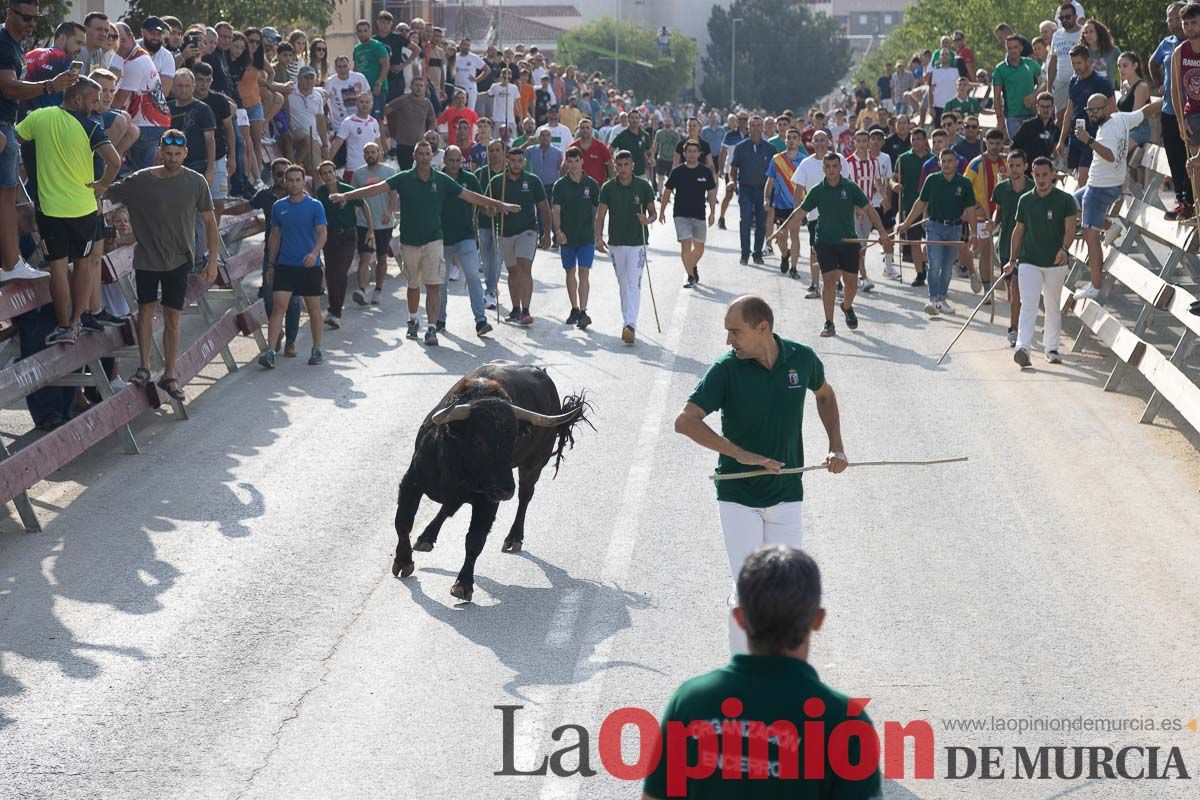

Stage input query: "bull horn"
[
  {"left": 509, "top": 404, "right": 580, "bottom": 428},
  {"left": 431, "top": 403, "right": 473, "bottom": 424}
]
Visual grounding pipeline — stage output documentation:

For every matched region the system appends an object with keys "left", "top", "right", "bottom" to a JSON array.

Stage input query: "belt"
[{"left": 929, "top": 219, "right": 961, "bottom": 226}]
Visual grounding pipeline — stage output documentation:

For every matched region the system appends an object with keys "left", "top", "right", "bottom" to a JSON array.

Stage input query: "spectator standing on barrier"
[
  {"left": 1057, "top": 45, "right": 1114, "bottom": 188},
  {"left": 16, "top": 76, "right": 122, "bottom": 344},
  {"left": 112, "top": 22, "right": 171, "bottom": 171},
  {"left": 993, "top": 35, "right": 1040, "bottom": 140},
  {"left": 384, "top": 74, "right": 436, "bottom": 170},
  {"left": 552, "top": 145, "right": 600, "bottom": 328},
  {"left": 21, "top": 21, "right": 85, "bottom": 111},
  {"left": 191, "top": 62, "right": 234, "bottom": 220},
  {"left": 349, "top": 141, "right": 396, "bottom": 307},
  {"left": 1171, "top": 2, "right": 1200, "bottom": 220},
  {"left": 353, "top": 19, "right": 389, "bottom": 119},
  {"left": 1005, "top": 156, "right": 1077, "bottom": 367},
  {"left": 1012, "top": 92, "right": 1061, "bottom": 164},
  {"left": 436, "top": 145, "right": 492, "bottom": 337},
  {"left": 259, "top": 163, "right": 327, "bottom": 368},
  {"left": 167, "top": 69, "right": 215, "bottom": 187},
  {"left": 990, "top": 148, "right": 1031, "bottom": 347},
  {"left": 374, "top": 11, "right": 407, "bottom": 104},
  {"left": 287, "top": 66, "right": 328, "bottom": 178},
  {"left": 252, "top": 158, "right": 301, "bottom": 355},
  {"left": 106, "top": 128, "right": 217, "bottom": 398},
  {"left": 595, "top": 149, "right": 656, "bottom": 345},
  {"left": 641, "top": 545, "right": 881, "bottom": 799},
  {"left": 729, "top": 115, "right": 773, "bottom": 266},
  {"left": 1152, "top": 3, "right": 1191, "bottom": 221},
  {"left": 316, "top": 159, "right": 368, "bottom": 330},
  {"left": 1048, "top": 4, "right": 1083, "bottom": 116}
]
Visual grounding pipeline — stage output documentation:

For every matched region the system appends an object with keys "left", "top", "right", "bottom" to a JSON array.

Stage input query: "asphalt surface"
[{"left": 2, "top": 204, "right": 1200, "bottom": 800}]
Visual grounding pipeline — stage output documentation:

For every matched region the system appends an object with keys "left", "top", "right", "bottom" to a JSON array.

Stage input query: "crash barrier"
[{"left": 1, "top": 202, "right": 267, "bottom": 532}]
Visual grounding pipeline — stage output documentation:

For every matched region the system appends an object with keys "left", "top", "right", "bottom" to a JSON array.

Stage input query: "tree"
[
  {"left": 701, "top": 0, "right": 850, "bottom": 111},
  {"left": 556, "top": 18, "right": 698, "bottom": 103},
  {"left": 122, "top": 0, "right": 336, "bottom": 34}
]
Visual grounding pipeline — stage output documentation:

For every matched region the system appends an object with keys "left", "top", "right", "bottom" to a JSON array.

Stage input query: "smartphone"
[
  {"left": 1074, "top": 119, "right": 1086, "bottom": 134},
  {"left": 71, "top": 60, "right": 84, "bottom": 73}
]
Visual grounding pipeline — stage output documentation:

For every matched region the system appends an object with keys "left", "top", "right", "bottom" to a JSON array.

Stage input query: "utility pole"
[
  {"left": 615, "top": 0, "right": 621, "bottom": 86},
  {"left": 731, "top": 17, "right": 742, "bottom": 108}
]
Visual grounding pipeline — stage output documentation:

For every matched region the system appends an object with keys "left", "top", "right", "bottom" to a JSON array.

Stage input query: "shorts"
[
  {"left": 901, "top": 220, "right": 924, "bottom": 262},
  {"left": 674, "top": 216, "right": 707, "bottom": 242},
  {"left": 854, "top": 208, "right": 880, "bottom": 241},
  {"left": 395, "top": 143, "right": 415, "bottom": 170},
  {"left": 272, "top": 264, "right": 325, "bottom": 296},
  {"left": 806, "top": 218, "right": 818, "bottom": 248},
  {"left": 401, "top": 240, "right": 446, "bottom": 285},
  {"left": 1185, "top": 113, "right": 1200, "bottom": 142},
  {"left": 246, "top": 102, "right": 265, "bottom": 122},
  {"left": 1067, "top": 135, "right": 1094, "bottom": 170},
  {"left": 1073, "top": 183, "right": 1122, "bottom": 230},
  {"left": 356, "top": 226, "right": 393, "bottom": 256},
  {"left": 560, "top": 243, "right": 595, "bottom": 269},
  {"left": 0, "top": 123, "right": 19, "bottom": 188},
  {"left": 273, "top": 106, "right": 290, "bottom": 133},
  {"left": 1052, "top": 81, "right": 1070, "bottom": 112},
  {"left": 211, "top": 156, "right": 228, "bottom": 201},
  {"left": 235, "top": 108, "right": 249, "bottom": 127},
  {"left": 500, "top": 230, "right": 538, "bottom": 264},
  {"left": 37, "top": 212, "right": 98, "bottom": 261},
  {"left": 814, "top": 243, "right": 860, "bottom": 275},
  {"left": 655, "top": 158, "right": 673, "bottom": 177},
  {"left": 136, "top": 262, "right": 190, "bottom": 310}
]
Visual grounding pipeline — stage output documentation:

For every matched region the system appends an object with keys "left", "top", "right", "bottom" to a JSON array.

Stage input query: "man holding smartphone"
[{"left": 23, "top": 21, "right": 87, "bottom": 110}]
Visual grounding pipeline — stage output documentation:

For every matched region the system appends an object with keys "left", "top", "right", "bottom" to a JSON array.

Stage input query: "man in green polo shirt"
[
  {"left": 642, "top": 545, "right": 882, "bottom": 799},
  {"left": 437, "top": 145, "right": 493, "bottom": 338},
  {"left": 595, "top": 149, "right": 656, "bottom": 344},
  {"left": 675, "top": 296, "right": 847, "bottom": 653},
  {"left": 897, "top": 149, "right": 977, "bottom": 316},
  {"left": 769, "top": 153, "right": 890, "bottom": 338},
  {"left": 892, "top": 127, "right": 931, "bottom": 287},
  {"left": 1004, "top": 155, "right": 1077, "bottom": 368},
  {"left": 488, "top": 145, "right": 551, "bottom": 325},
  {"left": 552, "top": 146, "right": 600, "bottom": 329},
  {"left": 611, "top": 109, "right": 653, "bottom": 177},
  {"left": 992, "top": 35, "right": 1040, "bottom": 139},
  {"left": 332, "top": 140, "right": 517, "bottom": 345},
  {"left": 988, "top": 148, "right": 1030, "bottom": 348}
]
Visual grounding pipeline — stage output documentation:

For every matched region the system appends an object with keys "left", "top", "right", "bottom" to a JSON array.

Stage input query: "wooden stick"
[
  {"left": 936, "top": 275, "right": 1008, "bottom": 366},
  {"left": 710, "top": 456, "right": 969, "bottom": 482},
  {"left": 845, "top": 238, "right": 962, "bottom": 247}
]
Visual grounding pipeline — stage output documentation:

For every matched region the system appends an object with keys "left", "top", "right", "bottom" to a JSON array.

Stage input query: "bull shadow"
[{"left": 402, "top": 552, "right": 658, "bottom": 702}]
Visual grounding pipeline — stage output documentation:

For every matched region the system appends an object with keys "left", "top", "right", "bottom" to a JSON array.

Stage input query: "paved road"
[{"left": 2, "top": 211, "right": 1199, "bottom": 799}]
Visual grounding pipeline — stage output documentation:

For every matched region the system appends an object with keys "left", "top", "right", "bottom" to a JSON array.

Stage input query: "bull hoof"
[
  {"left": 392, "top": 559, "right": 415, "bottom": 578},
  {"left": 450, "top": 582, "right": 474, "bottom": 602},
  {"left": 501, "top": 539, "right": 523, "bottom": 553},
  {"left": 413, "top": 540, "right": 434, "bottom": 552}
]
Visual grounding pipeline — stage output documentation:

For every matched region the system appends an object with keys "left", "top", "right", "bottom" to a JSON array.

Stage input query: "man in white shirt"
[
  {"left": 1071, "top": 95, "right": 1162, "bottom": 299},
  {"left": 488, "top": 68, "right": 520, "bottom": 135},
  {"left": 789, "top": 131, "right": 850, "bottom": 296},
  {"left": 288, "top": 66, "right": 329, "bottom": 177},
  {"left": 538, "top": 106, "right": 572, "bottom": 151},
  {"left": 324, "top": 55, "right": 370, "bottom": 133},
  {"left": 109, "top": 16, "right": 175, "bottom": 96},
  {"left": 112, "top": 22, "right": 172, "bottom": 170},
  {"left": 452, "top": 38, "right": 486, "bottom": 111},
  {"left": 329, "top": 92, "right": 382, "bottom": 179},
  {"left": 1048, "top": 3, "right": 1083, "bottom": 116}
]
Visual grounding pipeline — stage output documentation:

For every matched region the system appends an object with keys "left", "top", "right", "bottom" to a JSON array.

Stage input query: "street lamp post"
[
  {"left": 616, "top": 0, "right": 621, "bottom": 86},
  {"left": 731, "top": 17, "right": 743, "bottom": 108}
]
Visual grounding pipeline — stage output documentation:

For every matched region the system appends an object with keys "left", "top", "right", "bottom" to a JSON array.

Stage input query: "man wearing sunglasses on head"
[{"left": 105, "top": 129, "right": 217, "bottom": 401}]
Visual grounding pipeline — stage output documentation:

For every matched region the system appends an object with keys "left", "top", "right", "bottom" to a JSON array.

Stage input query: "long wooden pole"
[{"left": 710, "top": 456, "right": 969, "bottom": 482}]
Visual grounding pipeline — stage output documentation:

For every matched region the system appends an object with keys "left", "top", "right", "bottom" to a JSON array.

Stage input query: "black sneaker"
[
  {"left": 506, "top": 307, "right": 521, "bottom": 322},
  {"left": 910, "top": 272, "right": 926, "bottom": 287},
  {"left": 45, "top": 325, "right": 77, "bottom": 346},
  {"left": 820, "top": 320, "right": 836, "bottom": 337},
  {"left": 1014, "top": 348, "right": 1031, "bottom": 368},
  {"left": 693, "top": 267, "right": 700, "bottom": 284},
  {"left": 752, "top": 254, "right": 765, "bottom": 265},
  {"left": 424, "top": 327, "right": 439, "bottom": 346},
  {"left": 78, "top": 313, "right": 105, "bottom": 334},
  {"left": 435, "top": 319, "right": 446, "bottom": 331},
  {"left": 780, "top": 254, "right": 790, "bottom": 274},
  {"left": 788, "top": 268, "right": 800, "bottom": 280},
  {"left": 566, "top": 308, "right": 581, "bottom": 325},
  {"left": 91, "top": 309, "right": 127, "bottom": 327},
  {"left": 683, "top": 275, "right": 696, "bottom": 288},
  {"left": 576, "top": 310, "right": 592, "bottom": 330},
  {"left": 718, "top": 217, "right": 726, "bottom": 230},
  {"left": 475, "top": 320, "right": 493, "bottom": 337},
  {"left": 739, "top": 256, "right": 749, "bottom": 265},
  {"left": 842, "top": 304, "right": 858, "bottom": 330},
  {"left": 406, "top": 319, "right": 419, "bottom": 340}
]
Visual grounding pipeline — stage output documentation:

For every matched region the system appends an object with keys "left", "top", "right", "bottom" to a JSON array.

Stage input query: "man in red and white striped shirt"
[{"left": 845, "top": 130, "right": 887, "bottom": 291}]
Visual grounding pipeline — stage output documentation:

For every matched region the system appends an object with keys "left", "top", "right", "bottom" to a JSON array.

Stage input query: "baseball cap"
[
  {"left": 141, "top": 16, "right": 167, "bottom": 32},
  {"left": 298, "top": 65, "right": 317, "bottom": 78},
  {"left": 261, "top": 26, "right": 282, "bottom": 45}
]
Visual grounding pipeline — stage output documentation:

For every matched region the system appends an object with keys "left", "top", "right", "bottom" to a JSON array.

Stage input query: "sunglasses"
[
  {"left": 107, "top": 33, "right": 118, "bottom": 41},
  {"left": 12, "top": 8, "right": 40, "bottom": 23},
  {"left": 161, "top": 133, "right": 186, "bottom": 147}
]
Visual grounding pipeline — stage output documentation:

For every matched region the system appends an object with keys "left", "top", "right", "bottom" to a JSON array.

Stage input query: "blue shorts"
[
  {"left": 246, "top": 102, "right": 265, "bottom": 122},
  {"left": 0, "top": 124, "right": 19, "bottom": 188},
  {"left": 1073, "top": 184, "right": 1122, "bottom": 230},
  {"left": 560, "top": 243, "right": 595, "bottom": 270}
]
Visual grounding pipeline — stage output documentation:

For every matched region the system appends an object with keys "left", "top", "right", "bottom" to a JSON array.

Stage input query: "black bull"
[{"left": 392, "top": 362, "right": 591, "bottom": 601}]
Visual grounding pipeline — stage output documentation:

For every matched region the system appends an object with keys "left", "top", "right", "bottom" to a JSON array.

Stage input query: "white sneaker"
[
  {"left": 449, "top": 264, "right": 462, "bottom": 281},
  {"left": 326, "top": 314, "right": 341, "bottom": 329},
  {"left": 484, "top": 292, "right": 497, "bottom": 310},
  {"left": 1073, "top": 284, "right": 1101, "bottom": 301},
  {"left": 0, "top": 259, "right": 50, "bottom": 282},
  {"left": 371, "top": 288, "right": 382, "bottom": 305},
  {"left": 1046, "top": 350, "right": 1062, "bottom": 364},
  {"left": 109, "top": 377, "right": 129, "bottom": 392},
  {"left": 940, "top": 299, "right": 955, "bottom": 315},
  {"left": 861, "top": 278, "right": 875, "bottom": 292},
  {"left": 924, "top": 301, "right": 940, "bottom": 316},
  {"left": 882, "top": 263, "right": 900, "bottom": 279}
]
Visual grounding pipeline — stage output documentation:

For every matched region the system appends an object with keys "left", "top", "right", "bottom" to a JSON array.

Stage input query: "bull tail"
[{"left": 551, "top": 392, "right": 594, "bottom": 477}]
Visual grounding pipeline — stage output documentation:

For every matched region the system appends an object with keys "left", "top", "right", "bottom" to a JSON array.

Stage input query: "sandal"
[
  {"left": 156, "top": 376, "right": 186, "bottom": 401},
  {"left": 130, "top": 367, "right": 152, "bottom": 386}
]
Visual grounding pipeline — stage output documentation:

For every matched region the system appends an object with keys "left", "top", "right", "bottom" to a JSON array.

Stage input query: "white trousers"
[
  {"left": 459, "top": 82, "right": 478, "bottom": 111},
  {"left": 1016, "top": 264, "right": 1067, "bottom": 353},
  {"left": 610, "top": 245, "right": 644, "bottom": 328},
  {"left": 717, "top": 500, "right": 805, "bottom": 654}
]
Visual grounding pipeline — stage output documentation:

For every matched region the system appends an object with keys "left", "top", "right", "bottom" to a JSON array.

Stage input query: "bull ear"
[
  {"left": 431, "top": 403, "right": 473, "bottom": 424},
  {"left": 508, "top": 404, "right": 579, "bottom": 428}
]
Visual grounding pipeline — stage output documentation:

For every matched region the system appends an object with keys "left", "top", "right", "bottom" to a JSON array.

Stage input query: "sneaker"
[
  {"left": 352, "top": 288, "right": 368, "bottom": 306},
  {"left": 406, "top": 319, "right": 419, "bottom": 340},
  {"left": 1007, "top": 329, "right": 1017, "bottom": 348},
  {"left": 576, "top": 310, "right": 592, "bottom": 330},
  {"left": 842, "top": 304, "right": 858, "bottom": 330},
  {"left": 566, "top": 308, "right": 581, "bottom": 325},
  {"left": 969, "top": 270, "right": 982, "bottom": 294},
  {"left": 109, "top": 377, "right": 129, "bottom": 392},
  {"left": 45, "top": 325, "right": 77, "bottom": 345},
  {"left": 435, "top": 319, "right": 446, "bottom": 332},
  {"left": 835, "top": 282, "right": 843, "bottom": 297},
  {"left": 764, "top": 242, "right": 774, "bottom": 255},
  {"left": 739, "top": 256, "right": 749, "bottom": 265},
  {"left": 861, "top": 278, "right": 875, "bottom": 292},
  {"left": 1165, "top": 203, "right": 1193, "bottom": 221},
  {"left": 1046, "top": 350, "right": 1062, "bottom": 364},
  {"left": 683, "top": 275, "right": 696, "bottom": 288},
  {"left": 882, "top": 263, "right": 901, "bottom": 279},
  {"left": 448, "top": 264, "right": 462, "bottom": 281},
  {"left": 307, "top": 347, "right": 324, "bottom": 365},
  {"left": 780, "top": 254, "right": 790, "bottom": 274},
  {"left": 982, "top": 295, "right": 993, "bottom": 306},
  {"left": 1073, "top": 284, "right": 1101, "bottom": 301},
  {"left": 621, "top": 325, "right": 636, "bottom": 344},
  {"left": 752, "top": 254, "right": 765, "bottom": 265},
  {"left": 424, "top": 327, "right": 439, "bottom": 346},
  {"left": 1014, "top": 347, "right": 1031, "bottom": 368},
  {"left": 693, "top": 267, "right": 700, "bottom": 284},
  {"left": 805, "top": 284, "right": 820, "bottom": 299},
  {"left": 91, "top": 309, "right": 127, "bottom": 327},
  {"left": 506, "top": 308, "right": 521, "bottom": 322},
  {"left": 326, "top": 314, "right": 341, "bottom": 329},
  {"left": 940, "top": 300, "right": 955, "bottom": 315},
  {"left": 718, "top": 217, "right": 726, "bottom": 230},
  {"left": 258, "top": 348, "right": 277, "bottom": 369},
  {"left": 371, "top": 288, "right": 382, "bottom": 305},
  {"left": 475, "top": 320, "right": 493, "bottom": 337},
  {"left": 519, "top": 312, "right": 534, "bottom": 326},
  {"left": 78, "top": 313, "right": 105, "bottom": 334},
  {"left": 788, "top": 268, "right": 800, "bottom": 280},
  {"left": 484, "top": 292, "right": 497, "bottom": 310},
  {"left": 957, "top": 264, "right": 969, "bottom": 277},
  {"left": 284, "top": 341, "right": 298, "bottom": 358},
  {"left": 0, "top": 259, "right": 51, "bottom": 282},
  {"left": 923, "top": 301, "right": 940, "bottom": 316},
  {"left": 911, "top": 273, "right": 926, "bottom": 287},
  {"left": 820, "top": 320, "right": 836, "bottom": 337}
]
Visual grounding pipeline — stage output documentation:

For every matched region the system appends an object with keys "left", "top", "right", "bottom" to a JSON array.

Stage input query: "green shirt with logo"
[
  {"left": 439, "top": 168, "right": 482, "bottom": 246},
  {"left": 895, "top": 149, "right": 930, "bottom": 215},
  {"left": 643, "top": 655, "right": 882, "bottom": 799},
  {"left": 316, "top": 182, "right": 362, "bottom": 230},
  {"left": 799, "top": 179, "right": 868, "bottom": 245},
  {"left": 689, "top": 336, "right": 825, "bottom": 507},
  {"left": 1015, "top": 186, "right": 1077, "bottom": 267},
  {"left": 597, "top": 176, "right": 655, "bottom": 246},
  {"left": 943, "top": 96, "right": 983, "bottom": 117},
  {"left": 991, "top": 57, "right": 1040, "bottom": 118},
  {"left": 990, "top": 178, "right": 1029, "bottom": 264},
  {"left": 488, "top": 170, "right": 546, "bottom": 236},
  {"left": 611, "top": 127, "right": 653, "bottom": 176},
  {"left": 767, "top": 134, "right": 787, "bottom": 153},
  {"left": 917, "top": 172, "right": 974, "bottom": 222},
  {"left": 384, "top": 167, "right": 463, "bottom": 246},
  {"left": 551, "top": 173, "right": 600, "bottom": 246}
]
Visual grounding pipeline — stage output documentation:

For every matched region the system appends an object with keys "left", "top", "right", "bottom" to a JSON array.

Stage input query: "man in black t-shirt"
[
  {"left": 375, "top": 11, "right": 409, "bottom": 101},
  {"left": 192, "top": 62, "right": 235, "bottom": 218},
  {"left": 167, "top": 69, "right": 216, "bottom": 183},
  {"left": 660, "top": 140, "right": 716, "bottom": 288}
]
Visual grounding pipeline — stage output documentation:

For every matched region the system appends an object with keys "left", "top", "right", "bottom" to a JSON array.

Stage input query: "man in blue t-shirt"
[
  {"left": 259, "top": 164, "right": 328, "bottom": 368},
  {"left": 1055, "top": 44, "right": 1114, "bottom": 185}
]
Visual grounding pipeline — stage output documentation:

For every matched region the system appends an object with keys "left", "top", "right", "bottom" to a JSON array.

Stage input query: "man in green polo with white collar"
[{"left": 675, "top": 295, "right": 848, "bottom": 654}]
